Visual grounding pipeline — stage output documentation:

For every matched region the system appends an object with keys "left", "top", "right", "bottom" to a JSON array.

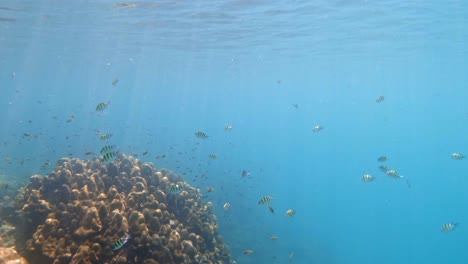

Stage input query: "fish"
[
  {"left": 1, "top": 182, "right": 8, "bottom": 189},
  {"left": 206, "top": 186, "right": 214, "bottom": 192},
  {"left": 376, "top": 96, "right": 385, "bottom": 103},
  {"left": 243, "top": 249, "right": 254, "bottom": 255},
  {"left": 285, "top": 209, "right": 296, "bottom": 217},
  {"left": 95, "top": 101, "right": 110, "bottom": 111},
  {"left": 241, "top": 170, "right": 250, "bottom": 177},
  {"left": 223, "top": 202, "right": 231, "bottom": 210},
  {"left": 292, "top": 104, "right": 299, "bottom": 109},
  {"left": 142, "top": 151, "right": 148, "bottom": 156},
  {"left": 100, "top": 145, "right": 116, "bottom": 154},
  {"left": 385, "top": 169, "right": 403, "bottom": 179},
  {"left": 208, "top": 154, "right": 217, "bottom": 159},
  {"left": 258, "top": 196, "right": 272, "bottom": 205},
  {"left": 268, "top": 205, "right": 275, "bottom": 214},
  {"left": 379, "top": 165, "right": 388, "bottom": 173},
  {"left": 377, "top": 156, "right": 387, "bottom": 162},
  {"left": 441, "top": 222, "right": 458, "bottom": 232},
  {"left": 361, "top": 174, "right": 375, "bottom": 182},
  {"left": 169, "top": 184, "right": 184, "bottom": 194},
  {"left": 224, "top": 125, "right": 233, "bottom": 131},
  {"left": 99, "top": 133, "right": 113, "bottom": 140},
  {"left": 451, "top": 153, "right": 465, "bottom": 160},
  {"left": 270, "top": 236, "right": 278, "bottom": 240},
  {"left": 102, "top": 151, "right": 118, "bottom": 162},
  {"left": 112, "top": 234, "right": 131, "bottom": 250},
  {"left": 84, "top": 152, "right": 95, "bottom": 156},
  {"left": 289, "top": 251, "right": 295, "bottom": 263},
  {"left": 312, "top": 125, "right": 323, "bottom": 132},
  {"left": 112, "top": 78, "right": 119, "bottom": 86},
  {"left": 194, "top": 131, "right": 209, "bottom": 139}
]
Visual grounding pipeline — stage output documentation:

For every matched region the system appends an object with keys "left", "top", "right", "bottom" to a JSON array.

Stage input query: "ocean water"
[{"left": 1, "top": 0, "right": 468, "bottom": 263}]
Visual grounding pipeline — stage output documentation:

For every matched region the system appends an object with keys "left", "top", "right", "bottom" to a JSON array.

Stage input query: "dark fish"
[
  {"left": 85, "top": 152, "right": 95, "bottom": 155},
  {"left": 23, "top": 133, "right": 32, "bottom": 138},
  {"left": 112, "top": 78, "right": 119, "bottom": 86},
  {"left": 376, "top": 96, "right": 385, "bottom": 103},
  {"left": 142, "top": 151, "right": 148, "bottom": 156},
  {"left": 96, "top": 101, "right": 110, "bottom": 111},
  {"left": 377, "top": 156, "right": 387, "bottom": 162},
  {"left": 292, "top": 104, "right": 299, "bottom": 109},
  {"left": 268, "top": 205, "right": 274, "bottom": 214},
  {"left": 113, "top": 234, "right": 131, "bottom": 250},
  {"left": 194, "top": 131, "right": 209, "bottom": 139},
  {"left": 241, "top": 170, "right": 250, "bottom": 177},
  {"left": 379, "top": 165, "right": 388, "bottom": 173}
]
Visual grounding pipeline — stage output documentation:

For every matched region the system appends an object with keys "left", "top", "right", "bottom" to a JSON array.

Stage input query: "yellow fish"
[{"left": 285, "top": 209, "right": 296, "bottom": 217}]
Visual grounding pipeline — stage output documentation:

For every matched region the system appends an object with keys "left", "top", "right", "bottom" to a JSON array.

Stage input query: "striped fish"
[
  {"left": 169, "top": 184, "right": 184, "bottom": 194},
  {"left": 258, "top": 196, "right": 272, "bottom": 205},
  {"left": 100, "top": 145, "right": 116, "bottom": 154},
  {"left": 113, "top": 234, "right": 131, "bottom": 250},
  {"left": 441, "top": 222, "right": 458, "bottom": 232},
  {"left": 361, "top": 174, "right": 375, "bottom": 182},
  {"left": 194, "top": 131, "right": 209, "bottom": 139},
  {"left": 102, "top": 151, "right": 118, "bottom": 162},
  {"left": 96, "top": 101, "right": 110, "bottom": 111},
  {"left": 99, "top": 133, "right": 113, "bottom": 140}
]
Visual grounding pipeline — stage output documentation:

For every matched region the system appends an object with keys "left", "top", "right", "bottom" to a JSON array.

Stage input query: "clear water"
[{"left": 1, "top": 1, "right": 468, "bottom": 263}]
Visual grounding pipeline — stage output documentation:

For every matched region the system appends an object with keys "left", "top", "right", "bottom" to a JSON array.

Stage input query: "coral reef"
[
  {"left": 14, "top": 154, "right": 231, "bottom": 264},
  {"left": 0, "top": 247, "right": 29, "bottom": 264}
]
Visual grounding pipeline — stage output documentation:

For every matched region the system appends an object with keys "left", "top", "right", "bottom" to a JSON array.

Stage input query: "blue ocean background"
[{"left": 1, "top": 1, "right": 468, "bottom": 263}]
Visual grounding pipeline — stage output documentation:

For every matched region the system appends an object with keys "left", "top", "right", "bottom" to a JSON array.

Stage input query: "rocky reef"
[{"left": 14, "top": 154, "right": 231, "bottom": 264}]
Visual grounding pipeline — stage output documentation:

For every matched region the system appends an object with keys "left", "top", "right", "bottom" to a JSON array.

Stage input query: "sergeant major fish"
[
  {"left": 96, "top": 101, "right": 110, "bottom": 111},
  {"left": 441, "top": 222, "right": 458, "bottom": 232},
  {"left": 113, "top": 234, "right": 131, "bottom": 250},
  {"left": 169, "top": 184, "right": 184, "bottom": 194},
  {"left": 258, "top": 196, "right": 272, "bottom": 205}
]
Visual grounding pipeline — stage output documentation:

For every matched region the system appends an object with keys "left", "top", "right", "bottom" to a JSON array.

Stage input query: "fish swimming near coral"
[
  {"left": 102, "top": 151, "right": 118, "bottom": 162},
  {"left": 113, "top": 234, "right": 131, "bottom": 250},
  {"left": 258, "top": 196, "right": 272, "bottom": 205},
  {"left": 194, "top": 131, "right": 209, "bottom": 139},
  {"left": 96, "top": 101, "right": 110, "bottom": 111},
  {"left": 441, "top": 222, "right": 458, "bottom": 233},
  {"left": 169, "top": 184, "right": 184, "bottom": 194},
  {"left": 100, "top": 145, "right": 116, "bottom": 154}
]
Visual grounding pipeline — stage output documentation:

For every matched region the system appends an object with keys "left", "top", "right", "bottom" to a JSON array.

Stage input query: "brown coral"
[{"left": 13, "top": 154, "right": 231, "bottom": 264}]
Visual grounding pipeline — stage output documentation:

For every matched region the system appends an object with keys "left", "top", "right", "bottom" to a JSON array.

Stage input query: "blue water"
[{"left": 1, "top": 1, "right": 468, "bottom": 263}]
